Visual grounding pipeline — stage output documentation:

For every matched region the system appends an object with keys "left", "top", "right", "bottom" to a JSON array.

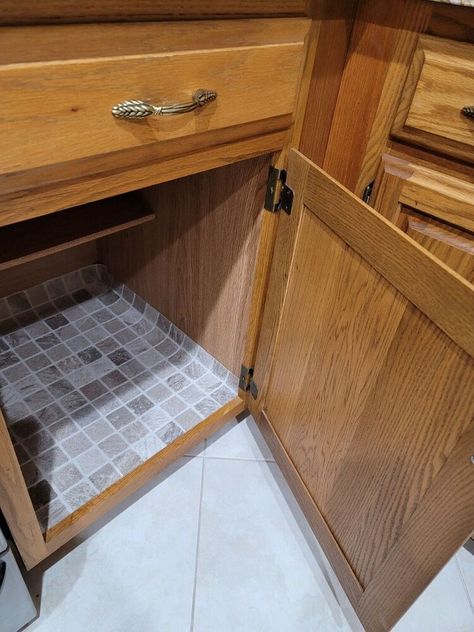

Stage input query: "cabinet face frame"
[
  {"left": 0, "top": 10, "right": 318, "bottom": 568},
  {"left": 249, "top": 149, "right": 474, "bottom": 631}
]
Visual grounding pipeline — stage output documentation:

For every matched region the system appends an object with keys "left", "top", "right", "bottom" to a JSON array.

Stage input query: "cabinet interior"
[{"left": 0, "top": 154, "right": 268, "bottom": 541}]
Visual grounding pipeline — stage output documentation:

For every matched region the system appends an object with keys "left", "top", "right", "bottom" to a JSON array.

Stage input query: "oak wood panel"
[
  {"left": 0, "top": 193, "right": 154, "bottom": 272},
  {"left": 0, "top": 1, "right": 307, "bottom": 25},
  {"left": 258, "top": 151, "right": 474, "bottom": 630},
  {"left": 44, "top": 397, "right": 245, "bottom": 557},
  {"left": 322, "top": 0, "right": 431, "bottom": 193},
  {"left": 406, "top": 212, "right": 474, "bottom": 283},
  {"left": 302, "top": 154, "right": 474, "bottom": 357},
  {"left": 299, "top": 0, "right": 357, "bottom": 165},
  {"left": 0, "top": 242, "right": 98, "bottom": 298},
  {"left": 428, "top": 3, "right": 474, "bottom": 42},
  {"left": 249, "top": 151, "right": 311, "bottom": 410},
  {"left": 400, "top": 166, "right": 474, "bottom": 234},
  {"left": 359, "top": 419, "right": 474, "bottom": 629},
  {"left": 240, "top": 5, "right": 341, "bottom": 377},
  {"left": 374, "top": 154, "right": 474, "bottom": 233},
  {"left": 0, "top": 19, "right": 310, "bottom": 64},
  {"left": 246, "top": 0, "right": 357, "bottom": 409},
  {"left": 392, "top": 35, "right": 474, "bottom": 163},
  {"left": 0, "top": 409, "right": 47, "bottom": 569},
  {"left": 100, "top": 155, "right": 270, "bottom": 375},
  {"left": 0, "top": 128, "right": 287, "bottom": 227},
  {"left": 354, "top": 4, "right": 431, "bottom": 196},
  {"left": 0, "top": 38, "right": 304, "bottom": 180}
]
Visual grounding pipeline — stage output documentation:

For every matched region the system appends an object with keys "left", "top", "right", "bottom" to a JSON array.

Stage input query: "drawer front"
[
  {"left": 373, "top": 153, "right": 474, "bottom": 280},
  {"left": 406, "top": 211, "right": 474, "bottom": 284},
  {"left": 392, "top": 35, "right": 474, "bottom": 163},
  {"left": 0, "top": 20, "right": 308, "bottom": 197}
]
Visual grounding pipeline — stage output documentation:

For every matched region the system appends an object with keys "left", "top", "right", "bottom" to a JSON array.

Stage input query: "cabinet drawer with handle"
[
  {"left": 0, "top": 19, "right": 309, "bottom": 225},
  {"left": 392, "top": 35, "right": 474, "bottom": 163}
]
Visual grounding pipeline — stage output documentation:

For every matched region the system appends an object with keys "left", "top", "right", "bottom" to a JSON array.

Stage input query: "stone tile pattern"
[{"left": 0, "top": 265, "right": 238, "bottom": 532}]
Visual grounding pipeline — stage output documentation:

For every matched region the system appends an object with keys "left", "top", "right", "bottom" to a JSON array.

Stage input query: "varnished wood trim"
[
  {"left": 0, "top": 409, "right": 47, "bottom": 569},
  {"left": 0, "top": 242, "right": 98, "bottom": 298},
  {"left": 399, "top": 167, "right": 474, "bottom": 234},
  {"left": 1, "top": 130, "right": 287, "bottom": 226},
  {"left": 300, "top": 0, "right": 357, "bottom": 164},
  {"left": 300, "top": 149, "right": 474, "bottom": 358},
  {"left": 44, "top": 398, "right": 245, "bottom": 558},
  {"left": 0, "top": 19, "right": 311, "bottom": 64},
  {"left": 0, "top": 2, "right": 307, "bottom": 26},
  {"left": 241, "top": 14, "right": 323, "bottom": 375},
  {"left": 392, "top": 35, "right": 474, "bottom": 164},
  {"left": 295, "top": 147, "right": 474, "bottom": 356},
  {"left": 354, "top": 3, "right": 431, "bottom": 195},
  {"left": 0, "top": 193, "right": 154, "bottom": 269},
  {"left": 375, "top": 154, "right": 474, "bottom": 234},
  {"left": 249, "top": 150, "right": 311, "bottom": 409}
]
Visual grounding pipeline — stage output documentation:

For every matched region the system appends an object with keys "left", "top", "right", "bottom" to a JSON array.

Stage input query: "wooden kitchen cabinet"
[{"left": 0, "top": 2, "right": 473, "bottom": 631}]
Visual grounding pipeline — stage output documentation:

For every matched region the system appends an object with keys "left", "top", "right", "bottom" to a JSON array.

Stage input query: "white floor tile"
[
  {"left": 393, "top": 556, "right": 474, "bottom": 632},
  {"left": 25, "top": 457, "right": 202, "bottom": 632},
  {"left": 192, "top": 458, "right": 351, "bottom": 632},
  {"left": 457, "top": 545, "right": 474, "bottom": 608},
  {"left": 205, "top": 415, "right": 275, "bottom": 461}
]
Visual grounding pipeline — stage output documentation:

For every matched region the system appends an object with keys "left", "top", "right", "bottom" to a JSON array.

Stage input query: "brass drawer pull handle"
[
  {"left": 461, "top": 106, "right": 474, "bottom": 120},
  {"left": 111, "top": 88, "right": 217, "bottom": 119}
]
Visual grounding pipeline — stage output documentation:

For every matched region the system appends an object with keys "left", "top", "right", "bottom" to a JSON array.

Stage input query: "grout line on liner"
[{"left": 190, "top": 452, "right": 206, "bottom": 631}]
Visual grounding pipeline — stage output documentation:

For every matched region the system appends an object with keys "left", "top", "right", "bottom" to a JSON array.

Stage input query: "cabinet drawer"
[
  {"left": 374, "top": 154, "right": 474, "bottom": 281},
  {"left": 406, "top": 212, "right": 474, "bottom": 284},
  {"left": 0, "top": 19, "right": 308, "bottom": 224},
  {"left": 392, "top": 35, "right": 474, "bottom": 163}
]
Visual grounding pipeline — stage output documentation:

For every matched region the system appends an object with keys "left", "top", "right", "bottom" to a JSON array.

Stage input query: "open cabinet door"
[{"left": 251, "top": 149, "right": 474, "bottom": 631}]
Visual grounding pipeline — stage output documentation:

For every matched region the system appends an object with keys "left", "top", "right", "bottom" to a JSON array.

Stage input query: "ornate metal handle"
[
  {"left": 461, "top": 106, "right": 474, "bottom": 120},
  {"left": 111, "top": 88, "right": 217, "bottom": 119}
]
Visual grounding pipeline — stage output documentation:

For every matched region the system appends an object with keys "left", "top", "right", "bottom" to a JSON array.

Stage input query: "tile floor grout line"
[
  {"left": 204, "top": 454, "right": 275, "bottom": 463},
  {"left": 190, "top": 449, "right": 206, "bottom": 631},
  {"left": 455, "top": 552, "right": 474, "bottom": 615}
]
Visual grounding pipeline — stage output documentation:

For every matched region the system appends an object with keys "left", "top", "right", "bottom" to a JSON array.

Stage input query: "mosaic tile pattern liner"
[{"left": 0, "top": 265, "right": 238, "bottom": 532}]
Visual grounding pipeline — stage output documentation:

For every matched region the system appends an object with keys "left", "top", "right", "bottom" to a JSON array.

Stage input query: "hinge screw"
[{"left": 470, "top": 455, "right": 474, "bottom": 465}]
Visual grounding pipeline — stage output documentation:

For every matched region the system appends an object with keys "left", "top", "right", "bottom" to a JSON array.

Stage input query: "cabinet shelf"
[
  {"left": 0, "top": 265, "right": 238, "bottom": 536},
  {"left": 0, "top": 194, "right": 155, "bottom": 272}
]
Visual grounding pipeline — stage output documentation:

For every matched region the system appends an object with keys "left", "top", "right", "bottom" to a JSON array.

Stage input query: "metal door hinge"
[
  {"left": 239, "top": 365, "right": 258, "bottom": 399},
  {"left": 264, "top": 166, "right": 294, "bottom": 215},
  {"left": 362, "top": 180, "right": 375, "bottom": 204}
]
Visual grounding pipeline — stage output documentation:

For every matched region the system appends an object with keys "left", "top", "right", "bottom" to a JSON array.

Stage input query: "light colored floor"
[{"left": 23, "top": 415, "right": 474, "bottom": 632}]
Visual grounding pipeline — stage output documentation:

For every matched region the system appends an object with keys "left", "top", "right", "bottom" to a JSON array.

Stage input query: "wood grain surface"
[
  {"left": 392, "top": 35, "right": 474, "bottom": 163},
  {"left": 100, "top": 155, "right": 270, "bottom": 375},
  {"left": 0, "top": 242, "right": 99, "bottom": 298},
  {"left": 255, "top": 150, "right": 474, "bottom": 630},
  {"left": 0, "top": 1, "right": 307, "bottom": 25},
  {"left": 0, "top": 193, "right": 154, "bottom": 270}
]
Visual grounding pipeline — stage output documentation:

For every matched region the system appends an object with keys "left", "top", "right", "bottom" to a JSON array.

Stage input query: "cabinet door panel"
[{"left": 253, "top": 149, "right": 474, "bottom": 631}]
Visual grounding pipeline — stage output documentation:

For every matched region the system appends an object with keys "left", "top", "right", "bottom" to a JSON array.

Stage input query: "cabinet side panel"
[{"left": 99, "top": 156, "right": 270, "bottom": 375}]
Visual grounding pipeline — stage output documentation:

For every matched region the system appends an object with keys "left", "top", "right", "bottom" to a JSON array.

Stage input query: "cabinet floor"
[
  {"left": 22, "top": 415, "right": 474, "bottom": 632},
  {"left": 0, "top": 265, "right": 237, "bottom": 532}
]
